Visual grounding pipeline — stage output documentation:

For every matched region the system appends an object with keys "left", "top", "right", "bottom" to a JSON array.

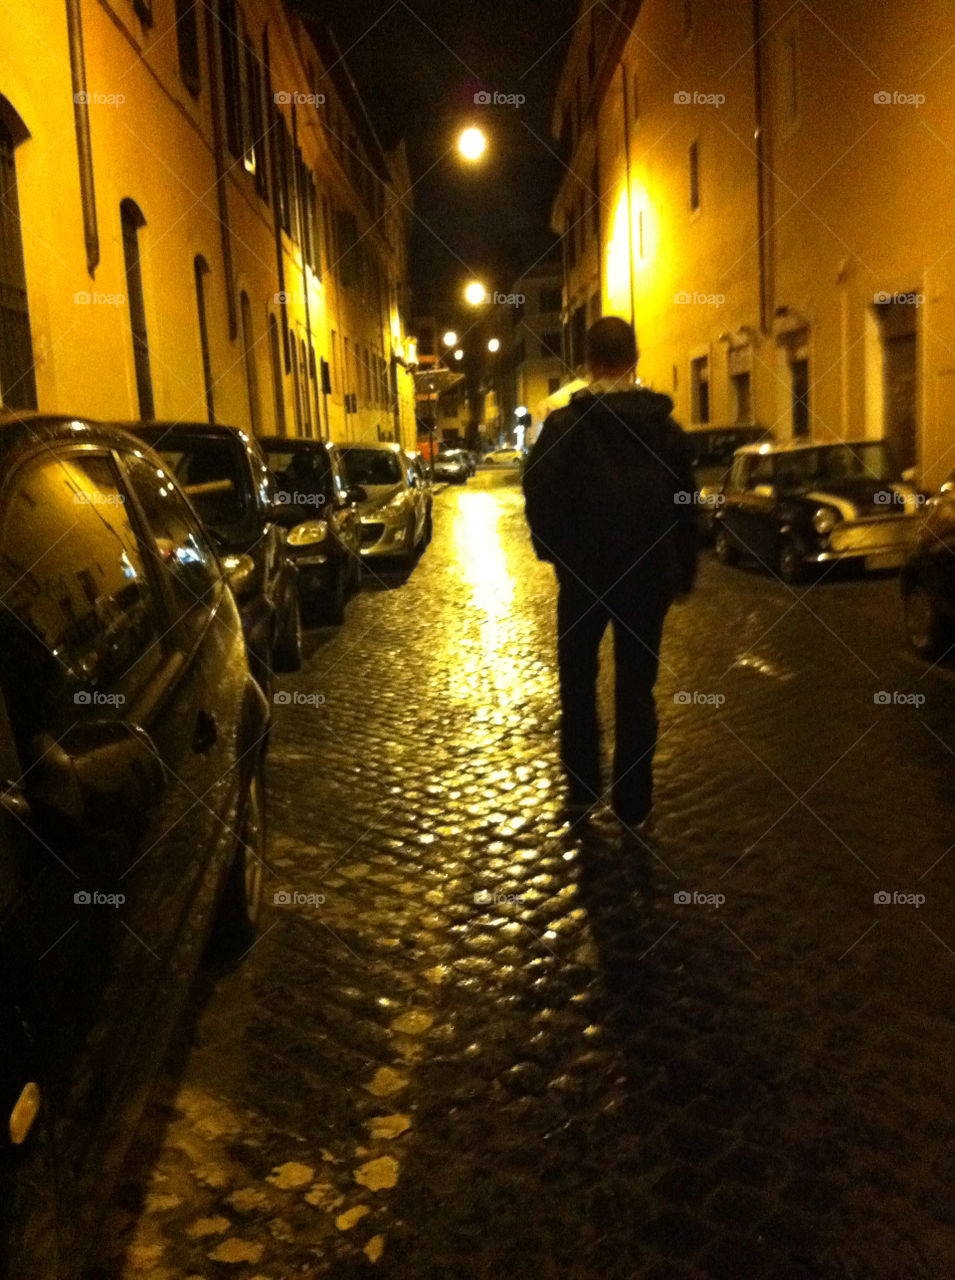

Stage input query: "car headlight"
[
  {"left": 287, "top": 521, "right": 328, "bottom": 547},
  {"left": 812, "top": 506, "right": 840, "bottom": 535}
]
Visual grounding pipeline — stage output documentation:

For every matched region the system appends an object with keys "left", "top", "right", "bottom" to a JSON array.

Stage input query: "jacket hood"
[{"left": 570, "top": 386, "right": 675, "bottom": 421}]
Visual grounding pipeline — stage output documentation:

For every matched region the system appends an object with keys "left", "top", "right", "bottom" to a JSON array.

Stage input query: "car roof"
[
  {"left": 258, "top": 435, "right": 333, "bottom": 451},
  {"left": 734, "top": 438, "right": 886, "bottom": 456},
  {"left": 338, "top": 440, "right": 403, "bottom": 453},
  {"left": 0, "top": 411, "right": 181, "bottom": 465}
]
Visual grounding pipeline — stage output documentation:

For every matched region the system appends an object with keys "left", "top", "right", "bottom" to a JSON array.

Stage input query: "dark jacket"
[{"left": 522, "top": 387, "right": 699, "bottom": 597}]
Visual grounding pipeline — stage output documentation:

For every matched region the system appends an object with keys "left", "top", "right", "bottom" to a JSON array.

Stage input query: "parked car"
[
  {"left": 713, "top": 439, "right": 921, "bottom": 583},
  {"left": 0, "top": 412, "right": 269, "bottom": 1280},
  {"left": 259, "top": 437, "right": 363, "bottom": 624},
  {"left": 339, "top": 442, "right": 433, "bottom": 562},
  {"left": 433, "top": 451, "right": 470, "bottom": 483},
  {"left": 482, "top": 448, "right": 524, "bottom": 466},
  {"left": 900, "top": 489, "right": 955, "bottom": 657},
  {"left": 441, "top": 447, "right": 477, "bottom": 477},
  {"left": 686, "top": 424, "right": 772, "bottom": 538},
  {"left": 133, "top": 423, "right": 302, "bottom": 688}
]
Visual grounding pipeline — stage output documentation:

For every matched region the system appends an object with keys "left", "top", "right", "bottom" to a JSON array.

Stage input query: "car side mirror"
[
  {"left": 269, "top": 500, "right": 307, "bottom": 528},
  {"left": 346, "top": 485, "right": 367, "bottom": 505},
  {"left": 221, "top": 552, "right": 257, "bottom": 599},
  {"left": 28, "top": 721, "right": 165, "bottom": 835}
]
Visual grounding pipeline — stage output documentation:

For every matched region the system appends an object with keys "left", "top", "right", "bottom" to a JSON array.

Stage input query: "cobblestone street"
[{"left": 94, "top": 469, "right": 955, "bottom": 1280}]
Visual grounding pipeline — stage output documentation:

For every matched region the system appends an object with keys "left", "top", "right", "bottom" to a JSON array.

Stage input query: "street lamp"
[
  {"left": 487, "top": 337, "right": 500, "bottom": 353},
  {"left": 458, "top": 127, "right": 487, "bottom": 161},
  {"left": 454, "top": 349, "right": 464, "bottom": 361},
  {"left": 465, "top": 281, "right": 487, "bottom": 306},
  {"left": 443, "top": 330, "right": 458, "bottom": 347}
]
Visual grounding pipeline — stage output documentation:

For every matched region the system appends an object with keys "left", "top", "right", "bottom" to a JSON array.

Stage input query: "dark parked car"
[
  {"left": 900, "top": 490, "right": 955, "bottom": 658},
  {"left": 134, "top": 423, "right": 302, "bottom": 688},
  {"left": 259, "top": 437, "right": 363, "bottom": 623},
  {"left": 0, "top": 413, "right": 269, "bottom": 1280},
  {"left": 685, "top": 424, "right": 772, "bottom": 537},
  {"left": 433, "top": 450, "right": 469, "bottom": 483},
  {"left": 439, "top": 447, "right": 476, "bottom": 477},
  {"left": 713, "top": 439, "right": 921, "bottom": 582}
]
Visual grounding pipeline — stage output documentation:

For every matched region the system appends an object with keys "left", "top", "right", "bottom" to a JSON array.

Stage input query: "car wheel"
[
  {"left": 274, "top": 591, "right": 303, "bottom": 671},
  {"left": 777, "top": 537, "right": 803, "bottom": 584},
  {"left": 209, "top": 761, "right": 265, "bottom": 957},
  {"left": 903, "top": 583, "right": 948, "bottom": 659},
  {"left": 714, "top": 525, "right": 739, "bottom": 565}
]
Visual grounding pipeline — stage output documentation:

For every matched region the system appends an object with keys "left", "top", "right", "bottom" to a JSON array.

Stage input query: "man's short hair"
[{"left": 586, "top": 316, "right": 638, "bottom": 368}]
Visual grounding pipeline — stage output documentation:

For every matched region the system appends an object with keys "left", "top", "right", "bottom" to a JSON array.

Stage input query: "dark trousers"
[{"left": 556, "top": 572, "right": 669, "bottom": 818}]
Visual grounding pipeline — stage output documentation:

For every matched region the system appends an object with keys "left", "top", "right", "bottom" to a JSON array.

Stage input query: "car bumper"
[
  {"left": 806, "top": 516, "right": 919, "bottom": 568},
  {"left": 359, "top": 517, "right": 412, "bottom": 557}
]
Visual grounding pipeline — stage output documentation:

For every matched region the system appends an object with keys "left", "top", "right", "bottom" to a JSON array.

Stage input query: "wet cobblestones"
[{"left": 93, "top": 470, "right": 955, "bottom": 1279}]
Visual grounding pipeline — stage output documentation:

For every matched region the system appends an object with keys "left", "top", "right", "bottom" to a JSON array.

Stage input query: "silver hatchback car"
[{"left": 339, "top": 442, "right": 433, "bottom": 562}]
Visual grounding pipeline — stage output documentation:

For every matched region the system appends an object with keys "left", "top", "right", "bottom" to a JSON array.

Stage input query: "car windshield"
[
  {"left": 161, "top": 441, "right": 245, "bottom": 528},
  {"left": 341, "top": 448, "right": 402, "bottom": 486},
  {"left": 266, "top": 448, "right": 330, "bottom": 501},
  {"left": 774, "top": 443, "right": 898, "bottom": 489}
]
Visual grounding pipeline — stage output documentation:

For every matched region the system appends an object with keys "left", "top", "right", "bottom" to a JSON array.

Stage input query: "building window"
[
  {"left": 120, "top": 199, "right": 154, "bottom": 420},
  {"left": 791, "top": 359, "right": 809, "bottom": 436},
  {"left": 193, "top": 256, "right": 214, "bottom": 422},
  {"left": 690, "top": 355, "right": 709, "bottom": 423},
  {"left": 269, "top": 315, "right": 286, "bottom": 436},
  {"left": 540, "top": 286, "right": 562, "bottom": 313},
  {"left": 689, "top": 140, "right": 700, "bottom": 211},
  {"left": 0, "top": 112, "right": 38, "bottom": 411},
  {"left": 732, "top": 371, "right": 751, "bottom": 423},
  {"left": 239, "top": 291, "right": 261, "bottom": 432},
  {"left": 541, "top": 332, "right": 561, "bottom": 359},
  {"left": 299, "top": 338, "right": 312, "bottom": 436},
  {"left": 175, "top": 0, "right": 201, "bottom": 95},
  {"left": 133, "top": 0, "right": 153, "bottom": 25}
]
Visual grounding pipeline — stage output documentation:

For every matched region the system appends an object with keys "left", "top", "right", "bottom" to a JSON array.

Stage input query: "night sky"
[{"left": 295, "top": 0, "right": 578, "bottom": 321}]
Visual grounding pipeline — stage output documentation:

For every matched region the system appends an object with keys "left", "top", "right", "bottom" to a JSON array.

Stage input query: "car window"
[
  {"left": 160, "top": 439, "right": 247, "bottom": 529},
  {"left": 0, "top": 451, "right": 165, "bottom": 742},
  {"left": 121, "top": 451, "right": 222, "bottom": 626},
  {"left": 728, "top": 456, "right": 750, "bottom": 490},
  {"left": 329, "top": 453, "right": 347, "bottom": 500},
  {"left": 266, "top": 448, "right": 331, "bottom": 509},
  {"left": 341, "top": 449, "right": 402, "bottom": 486}
]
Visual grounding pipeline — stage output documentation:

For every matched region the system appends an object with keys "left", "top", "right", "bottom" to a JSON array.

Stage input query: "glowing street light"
[
  {"left": 443, "top": 330, "right": 458, "bottom": 347},
  {"left": 487, "top": 337, "right": 500, "bottom": 353},
  {"left": 464, "top": 281, "right": 487, "bottom": 306},
  {"left": 458, "top": 127, "right": 487, "bottom": 161},
  {"left": 454, "top": 349, "right": 464, "bottom": 361}
]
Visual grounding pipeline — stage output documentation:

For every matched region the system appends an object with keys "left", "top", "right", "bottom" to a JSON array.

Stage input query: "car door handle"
[{"left": 193, "top": 710, "right": 218, "bottom": 755}]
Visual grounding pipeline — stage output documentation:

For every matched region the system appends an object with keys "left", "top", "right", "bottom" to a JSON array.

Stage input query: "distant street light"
[
  {"left": 487, "top": 337, "right": 500, "bottom": 353},
  {"left": 454, "top": 349, "right": 464, "bottom": 361},
  {"left": 465, "top": 281, "right": 487, "bottom": 306},
  {"left": 443, "top": 330, "right": 458, "bottom": 347},
  {"left": 458, "top": 127, "right": 487, "bottom": 161}
]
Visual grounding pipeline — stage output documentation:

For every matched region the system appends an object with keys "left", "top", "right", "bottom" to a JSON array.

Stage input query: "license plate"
[{"left": 866, "top": 551, "right": 904, "bottom": 570}]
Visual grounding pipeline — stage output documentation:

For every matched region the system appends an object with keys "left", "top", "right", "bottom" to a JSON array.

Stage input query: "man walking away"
[{"left": 522, "top": 316, "right": 698, "bottom": 825}]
